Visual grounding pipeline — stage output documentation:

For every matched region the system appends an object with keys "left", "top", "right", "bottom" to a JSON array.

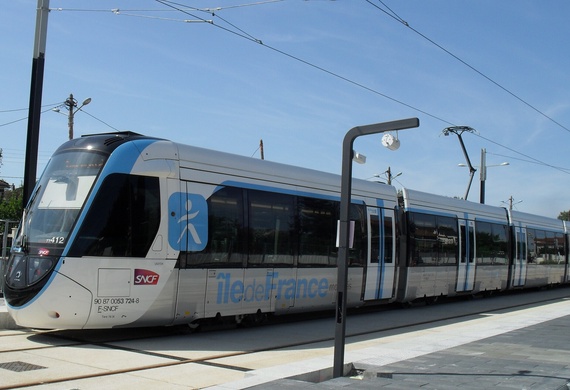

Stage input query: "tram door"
[
  {"left": 456, "top": 220, "right": 476, "bottom": 292},
  {"left": 511, "top": 226, "right": 527, "bottom": 287},
  {"left": 364, "top": 207, "right": 396, "bottom": 300}
]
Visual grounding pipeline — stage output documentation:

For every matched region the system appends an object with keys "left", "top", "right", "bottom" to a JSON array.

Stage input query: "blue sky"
[{"left": 1, "top": 1, "right": 569, "bottom": 218}]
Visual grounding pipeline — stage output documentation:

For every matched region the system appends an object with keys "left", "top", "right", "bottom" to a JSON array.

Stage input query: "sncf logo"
[{"left": 134, "top": 269, "right": 160, "bottom": 285}]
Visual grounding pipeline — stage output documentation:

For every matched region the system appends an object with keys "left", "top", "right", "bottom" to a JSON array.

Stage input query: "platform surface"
[{"left": 1, "top": 289, "right": 569, "bottom": 389}]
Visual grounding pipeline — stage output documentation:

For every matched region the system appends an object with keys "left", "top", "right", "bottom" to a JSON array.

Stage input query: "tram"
[{"left": 2, "top": 132, "right": 568, "bottom": 329}]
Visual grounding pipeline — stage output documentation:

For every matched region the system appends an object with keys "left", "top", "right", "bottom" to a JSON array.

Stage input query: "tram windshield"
[{"left": 15, "top": 150, "right": 107, "bottom": 257}]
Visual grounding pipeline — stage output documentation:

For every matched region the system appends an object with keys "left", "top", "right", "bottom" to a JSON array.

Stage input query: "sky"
[{"left": 1, "top": 0, "right": 569, "bottom": 218}]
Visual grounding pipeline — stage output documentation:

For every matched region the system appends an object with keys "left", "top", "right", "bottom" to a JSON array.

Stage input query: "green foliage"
[
  {"left": 0, "top": 185, "right": 23, "bottom": 221},
  {"left": 558, "top": 210, "right": 570, "bottom": 221}
]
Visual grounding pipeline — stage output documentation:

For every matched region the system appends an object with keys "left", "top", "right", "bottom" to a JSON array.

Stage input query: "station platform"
[
  {"left": 225, "top": 293, "right": 570, "bottom": 390},
  {"left": 1, "top": 289, "right": 570, "bottom": 389}
]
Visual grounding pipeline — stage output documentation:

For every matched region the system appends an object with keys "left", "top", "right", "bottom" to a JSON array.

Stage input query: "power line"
[
  {"left": 366, "top": 0, "right": 570, "bottom": 135},
  {"left": 156, "top": 0, "right": 569, "bottom": 176},
  {"left": 0, "top": 105, "right": 62, "bottom": 128},
  {"left": 80, "top": 109, "right": 120, "bottom": 132},
  {"left": 0, "top": 102, "right": 63, "bottom": 114},
  {"left": 0, "top": 104, "right": 120, "bottom": 132},
  {"left": 46, "top": 2, "right": 570, "bottom": 177},
  {"left": 487, "top": 151, "right": 570, "bottom": 173},
  {"left": 156, "top": 0, "right": 454, "bottom": 125}
]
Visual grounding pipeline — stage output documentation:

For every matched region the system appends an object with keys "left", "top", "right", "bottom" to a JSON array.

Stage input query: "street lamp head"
[
  {"left": 353, "top": 151, "right": 366, "bottom": 164},
  {"left": 381, "top": 133, "right": 400, "bottom": 151},
  {"left": 82, "top": 97, "right": 92, "bottom": 106},
  {"left": 458, "top": 162, "right": 510, "bottom": 168}
]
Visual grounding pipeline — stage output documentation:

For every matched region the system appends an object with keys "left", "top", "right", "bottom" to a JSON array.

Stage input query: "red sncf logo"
[{"left": 134, "top": 269, "right": 160, "bottom": 285}]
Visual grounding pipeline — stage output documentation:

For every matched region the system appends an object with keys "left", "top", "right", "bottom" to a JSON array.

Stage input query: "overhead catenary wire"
[
  {"left": 155, "top": 0, "right": 569, "bottom": 175},
  {"left": 366, "top": 0, "right": 570, "bottom": 136},
  {"left": 156, "top": 0, "right": 453, "bottom": 125},
  {"left": 40, "top": 2, "right": 570, "bottom": 177}
]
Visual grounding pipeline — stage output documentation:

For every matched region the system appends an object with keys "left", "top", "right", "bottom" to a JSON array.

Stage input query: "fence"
[{"left": 1, "top": 219, "right": 19, "bottom": 295}]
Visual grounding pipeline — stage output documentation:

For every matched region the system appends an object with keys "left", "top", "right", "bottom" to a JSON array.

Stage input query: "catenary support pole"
[{"left": 23, "top": 0, "right": 50, "bottom": 207}]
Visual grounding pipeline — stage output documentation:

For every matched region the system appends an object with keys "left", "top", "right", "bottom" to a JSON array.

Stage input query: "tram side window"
[
  {"left": 370, "top": 213, "right": 380, "bottom": 264},
  {"left": 348, "top": 204, "right": 368, "bottom": 267},
  {"left": 408, "top": 213, "right": 436, "bottom": 266},
  {"left": 527, "top": 229, "right": 565, "bottom": 265},
  {"left": 556, "top": 232, "right": 566, "bottom": 262},
  {"left": 437, "top": 216, "right": 458, "bottom": 264},
  {"left": 547, "top": 231, "right": 565, "bottom": 264},
  {"left": 69, "top": 174, "right": 160, "bottom": 257},
  {"left": 298, "top": 197, "right": 338, "bottom": 266},
  {"left": 407, "top": 212, "right": 458, "bottom": 266},
  {"left": 475, "top": 222, "right": 508, "bottom": 265},
  {"left": 248, "top": 190, "right": 295, "bottom": 266},
  {"left": 384, "top": 215, "right": 394, "bottom": 264},
  {"left": 186, "top": 186, "right": 245, "bottom": 267}
]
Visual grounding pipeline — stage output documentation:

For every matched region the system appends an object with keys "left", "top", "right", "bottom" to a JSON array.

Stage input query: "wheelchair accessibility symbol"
[{"left": 168, "top": 193, "right": 208, "bottom": 251}]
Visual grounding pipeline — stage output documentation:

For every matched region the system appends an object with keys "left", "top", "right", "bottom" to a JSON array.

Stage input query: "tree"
[
  {"left": 558, "top": 210, "right": 570, "bottom": 221},
  {"left": 0, "top": 185, "right": 23, "bottom": 221}
]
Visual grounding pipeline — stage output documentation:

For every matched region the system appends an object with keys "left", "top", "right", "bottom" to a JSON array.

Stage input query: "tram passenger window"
[
  {"left": 540, "top": 230, "right": 563, "bottom": 264},
  {"left": 437, "top": 216, "right": 458, "bottom": 265},
  {"left": 370, "top": 213, "right": 380, "bottom": 264},
  {"left": 527, "top": 229, "right": 536, "bottom": 263},
  {"left": 407, "top": 212, "right": 458, "bottom": 266},
  {"left": 554, "top": 233, "right": 566, "bottom": 264},
  {"left": 68, "top": 174, "right": 160, "bottom": 257},
  {"left": 408, "top": 213, "right": 437, "bottom": 266},
  {"left": 369, "top": 210, "right": 394, "bottom": 264},
  {"left": 534, "top": 230, "right": 547, "bottom": 264},
  {"left": 248, "top": 191, "right": 295, "bottom": 266},
  {"left": 475, "top": 222, "right": 508, "bottom": 265},
  {"left": 298, "top": 197, "right": 338, "bottom": 266},
  {"left": 186, "top": 186, "right": 245, "bottom": 267},
  {"left": 384, "top": 215, "right": 394, "bottom": 263},
  {"left": 348, "top": 204, "right": 367, "bottom": 267}
]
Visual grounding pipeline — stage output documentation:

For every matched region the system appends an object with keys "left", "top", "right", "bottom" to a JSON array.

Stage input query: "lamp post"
[
  {"left": 458, "top": 148, "right": 509, "bottom": 204},
  {"left": 334, "top": 117, "right": 419, "bottom": 378},
  {"left": 58, "top": 94, "right": 91, "bottom": 140}
]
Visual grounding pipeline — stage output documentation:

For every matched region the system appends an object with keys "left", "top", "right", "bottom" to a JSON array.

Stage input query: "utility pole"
[
  {"left": 385, "top": 166, "right": 402, "bottom": 185},
  {"left": 505, "top": 196, "right": 522, "bottom": 211},
  {"left": 63, "top": 94, "right": 91, "bottom": 140},
  {"left": 23, "top": 0, "right": 50, "bottom": 207},
  {"left": 480, "top": 148, "right": 486, "bottom": 204},
  {"left": 66, "top": 94, "right": 76, "bottom": 140},
  {"left": 259, "top": 139, "right": 264, "bottom": 160}
]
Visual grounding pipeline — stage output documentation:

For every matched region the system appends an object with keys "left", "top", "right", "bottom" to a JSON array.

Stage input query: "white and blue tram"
[{"left": 2, "top": 132, "right": 569, "bottom": 329}]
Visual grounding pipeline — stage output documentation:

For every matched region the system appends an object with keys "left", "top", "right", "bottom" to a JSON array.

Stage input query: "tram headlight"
[
  {"left": 5, "top": 253, "right": 27, "bottom": 288},
  {"left": 5, "top": 254, "right": 55, "bottom": 288},
  {"left": 27, "top": 256, "right": 55, "bottom": 285}
]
